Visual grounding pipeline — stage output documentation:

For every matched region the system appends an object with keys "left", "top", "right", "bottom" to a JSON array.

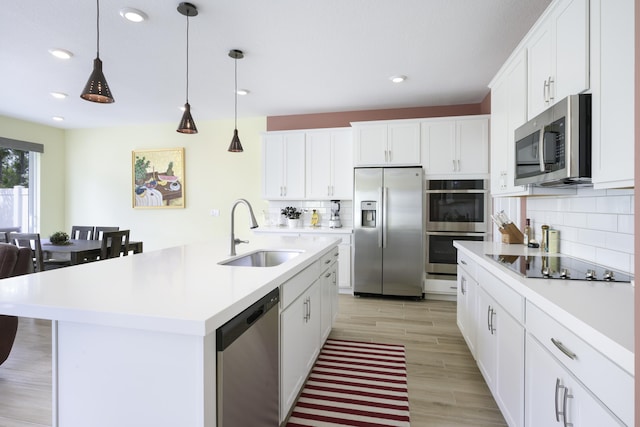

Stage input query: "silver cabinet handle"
[
  {"left": 487, "top": 306, "right": 492, "bottom": 332},
  {"left": 460, "top": 259, "right": 467, "bottom": 265},
  {"left": 548, "top": 76, "right": 555, "bottom": 101},
  {"left": 460, "top": 276, "right": 466, "bottom": 295},
  {"left": 457, "top": 159, "right": 461, "bottom": 171},
  {"left": 325, "top": 272, "right": 331, "bottom": 278},
  {"left": 562, "top": 383, "right": 573, "bottom": 427},
  {"left": 544, "top": 79, "right": 549, "bottom": 103},
  {"left": 308, "top": 297, "right": 311, "bottom": 320},
  {"left": 551, "top": 338, "right": 577, "bottom": 360},
  {"left": 324, "top": 259, "right": 331, "bottom": 265},
  {"left": 555, "top": 378, "right": 561, "bottom": 422},
  {"left": 489, "top": 307, "right": 496, "bottom": 334},
  {"left": 452, "top": 159, "right": 456, "bottom": 171},
  {"left": 327, "top": 185, "right": 331, "bottom": 196},
  {"left": 388, "top": 150, "right": 392, "bottom": 162},
  {"left": 303, "top": 298, "right": 308, "bottom": 322},
  {"left": 384, "top": 150, "right": 388, "bottom": 162}
]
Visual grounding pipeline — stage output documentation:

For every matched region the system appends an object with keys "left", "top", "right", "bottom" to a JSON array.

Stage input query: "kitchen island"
[{"left": 0, "top": 235, "right": 340, "bottom": 427}]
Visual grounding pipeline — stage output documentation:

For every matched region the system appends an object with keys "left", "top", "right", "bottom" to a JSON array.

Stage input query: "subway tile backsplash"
[{"left": 526, "top": 188, "right": 634, "bottom": 274}]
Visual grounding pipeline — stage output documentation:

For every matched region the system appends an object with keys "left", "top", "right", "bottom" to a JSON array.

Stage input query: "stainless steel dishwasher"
[{"left": 216, "top": 287, "right": 280, "bottom": 426}]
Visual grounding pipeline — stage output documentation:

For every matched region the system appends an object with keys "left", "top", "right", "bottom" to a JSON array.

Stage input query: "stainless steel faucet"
[{"left": 230, "top": 199, "right": 259, "bottom": 255}]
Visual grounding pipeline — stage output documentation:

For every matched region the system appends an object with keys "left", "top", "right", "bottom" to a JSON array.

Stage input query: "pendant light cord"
[
  {"left": 234, "top": 57, "right": 238, "bottom": 129},
  {"left": 95, "top": 0, "right": 100, "bottom": 58},
  {"left": 185, "top": 13, "right": 190, "bottom": 103}
]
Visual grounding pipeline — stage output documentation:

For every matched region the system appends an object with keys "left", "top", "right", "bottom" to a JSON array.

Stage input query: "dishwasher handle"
[{"left": 216, "top": 287, "right": 280, "bottom": 351}]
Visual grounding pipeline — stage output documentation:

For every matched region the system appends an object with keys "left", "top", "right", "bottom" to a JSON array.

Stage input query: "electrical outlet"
[{"left": 210, "top": 209, "right": 220, "bottom": 217}]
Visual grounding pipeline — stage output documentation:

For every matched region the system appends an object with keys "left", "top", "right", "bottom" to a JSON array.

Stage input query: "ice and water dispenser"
[{"left": 360, "top": 201, "right": 377, "bottom": 227}]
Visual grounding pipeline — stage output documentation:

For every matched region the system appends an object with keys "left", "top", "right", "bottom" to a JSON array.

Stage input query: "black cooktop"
[{"left": 487, "top": 254, "right": 633, "bottom": 283}]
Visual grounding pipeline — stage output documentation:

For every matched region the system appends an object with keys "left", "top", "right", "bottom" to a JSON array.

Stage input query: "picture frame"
[{"left": 132, "top": 147, "right": 185, "bottom": 209}]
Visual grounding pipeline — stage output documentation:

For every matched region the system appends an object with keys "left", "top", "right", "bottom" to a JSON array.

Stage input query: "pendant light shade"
[
  {"left": 228, "top": 49, "right": 244, "bottom": 152},
  {"left": 177, "top": 2, "right": 198, "bottom": 134},
  {"left": 81, "top": 0, "right": 114, "bottom": 103}
]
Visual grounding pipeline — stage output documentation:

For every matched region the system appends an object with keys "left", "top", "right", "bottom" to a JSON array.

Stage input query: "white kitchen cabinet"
[
  {"left": 320, "top": 249, "right": 339, "bottom": 342},
  {"left": 421, "top": 116, "right": 489, "bottom": 177},
  {"left": 489, "top": 50, "right": 530, "bottom": 196},
  {"left": 262, "top": 131, "right": 306, "bottom": 200},
  {"left": 475, "top": 279, "right": 524, "bottom": 427},
  {"left": 525, "top": 335, "right": 623, "bottom": 426},
  {"left": 305, "top": 128, "right": 353, "bottom": 199},
  {"left": 456, "top": 252, "right": 477, "bottom": 358},
  {"left": 527, "top": 0, "right": 589, "bottom": 119},
  {"left": 352, "top": 120, "right": 420, "bottom": 166},
  {"left": 590, "top": 0, "right": 635, "bottom": 189}
]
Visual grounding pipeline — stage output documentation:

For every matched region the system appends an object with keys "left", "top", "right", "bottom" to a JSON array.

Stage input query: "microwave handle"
[{"left": 538, "top": 128, "right": 546, "bottom": 172}]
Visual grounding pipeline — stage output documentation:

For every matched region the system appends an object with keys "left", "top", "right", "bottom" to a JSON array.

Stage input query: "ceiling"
[{"left": 0, "top": 0, "right": 552, "bottom": 130}]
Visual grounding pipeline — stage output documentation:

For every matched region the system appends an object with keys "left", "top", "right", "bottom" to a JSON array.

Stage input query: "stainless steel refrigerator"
[{"left": 353, "top": 167, "right": 424, "bottom": 297}]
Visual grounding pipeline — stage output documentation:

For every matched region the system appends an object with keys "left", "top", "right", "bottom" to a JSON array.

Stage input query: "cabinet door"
[
  {"left": 475, "top": 288, "right": 497, "bottom": 390},
  {"left": 526, "top": 336, "right": 623, "bottom": 427},
  {"left": 330, "top": 130, "right": 354, "bottom": 199},
  {"left": 306, "top": 132, "right": 332, "bottom": 199},
  {"left": 262, "top": 134, "right": 286, "bottom": 199},
  {"left": 320, "top": 267, "right": 333, "bottom": 342},
  {"left": 353, "top": 124, "right": 388, "bottom": 165},
  {"left": 456, "top": 268, "right": 477, "bottom": 358},
  {"left": 527, "top": 20, "right": 554, "bottom": 118},
  {"left": 554, "top": 0, "right": 589, "bottom": 101},
  {"left": 591, "top": 0, "right": 634, "bottom": 188},
  {"left": 282, "top": 133, "right": 306, "bottom": 199},
  {"left": 421, "top": 120, "right": 456, "bottom": 175},
  {"left": 494, "top": 303, "right": 524, "bottom": 427},
  {"left": 456, "top": 119, "right": 489, "bottom": 175},
  {"left": 387, "top": 122, "right": 421, "bottom": 165}
]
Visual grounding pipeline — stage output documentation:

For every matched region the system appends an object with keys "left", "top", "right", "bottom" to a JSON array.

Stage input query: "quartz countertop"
[
  {"left": 253, "top": 225, "right": 353, "bottom": 234},
  {"left": 0, "top": 235, "right": 340, "bottom": 337},
  {"left": 454, "top": 241, "right": 634, "bottom": 375}
]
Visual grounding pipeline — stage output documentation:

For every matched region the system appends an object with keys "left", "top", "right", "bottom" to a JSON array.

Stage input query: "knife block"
[{"left": 499, "top": 223, "right": 524, "bottom": 244}]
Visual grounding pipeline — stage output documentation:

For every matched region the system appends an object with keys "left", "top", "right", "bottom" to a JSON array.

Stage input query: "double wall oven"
[{"left": 425, "top": 179, "right": 488, "bottom": 277}]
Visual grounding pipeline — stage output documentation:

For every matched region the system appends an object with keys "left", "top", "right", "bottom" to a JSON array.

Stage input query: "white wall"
[
  {"left": 64, "top": 117, "right": 267, "bottom": 251},
  {"left": 526, "top": 188, "right": 635, "bottom": 273}
]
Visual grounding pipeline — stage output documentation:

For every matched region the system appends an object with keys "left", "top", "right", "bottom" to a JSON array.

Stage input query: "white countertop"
[
  {"left": 0, "top": 235, "right": 340, "bottom": 337},
  {"left": 253, "top": 225, "right": 353, "bottom": 234},
  {"left": 454, "top": 241, "right": 634, "bottom": 375}
]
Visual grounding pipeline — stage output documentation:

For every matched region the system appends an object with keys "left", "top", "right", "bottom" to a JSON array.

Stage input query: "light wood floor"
[
  {"left": 0, "top": 296, "right": 506, "bottom": 427},
  {"left": 329, "top": 294, "right": 507, "bottom": 426}
]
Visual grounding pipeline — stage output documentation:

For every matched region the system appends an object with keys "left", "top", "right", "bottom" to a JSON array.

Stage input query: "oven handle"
[{"left": 426, "top": 231, "right": 488, "bottom": 237}]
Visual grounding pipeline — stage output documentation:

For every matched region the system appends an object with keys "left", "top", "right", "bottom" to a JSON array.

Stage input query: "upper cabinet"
[
  {"left": 421, "top": 116, "right": 489, "bottom": 177},
  {"left": 352, "top": 120, "right": 421, "bottom": 166},
  {"left": 590, "top": 0, "right": 634, "bottom": 189},
  {"left": 262, "top": 131, "right": 306, "bottom": 200},
  {"left": 305, "top": 129, "right": 353, "bottom": 200},
  {"left": 527, "top": 0, "right": 590, "bottom": 119}
]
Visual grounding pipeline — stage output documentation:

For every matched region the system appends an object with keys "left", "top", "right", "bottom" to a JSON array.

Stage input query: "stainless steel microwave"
[{"left": 514, "top": 94, "right": 591, "bottom": 187}]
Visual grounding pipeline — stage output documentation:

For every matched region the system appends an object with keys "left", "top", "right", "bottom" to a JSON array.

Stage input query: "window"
[{"left": 0, "top": 137, "right": 43, "bottom": 233}]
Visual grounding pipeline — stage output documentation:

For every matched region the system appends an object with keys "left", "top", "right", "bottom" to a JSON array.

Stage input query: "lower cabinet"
[
  {"left": 525, "top": 335, "right": 623, "bottom": 426},
  {"left": 456, "top": 260, "right": 477, "bottom": 358},
  {"left": 280, "top": 246, "right": 339, "bottom": 423}
]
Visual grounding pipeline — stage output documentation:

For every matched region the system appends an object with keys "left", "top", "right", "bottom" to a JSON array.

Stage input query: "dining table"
[{"left": 41, "top": 239, "right": 143, "bottom": 265}]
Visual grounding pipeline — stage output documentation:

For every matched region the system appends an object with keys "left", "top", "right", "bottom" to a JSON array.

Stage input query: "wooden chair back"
[
  {"left": 100, "top": 230, "right": 130, "bottom": 259},
  {"left": 71, "top": 226, "right": 95, "bottom": 240},
  {"left": 93, "top": 226, "right": 120, "bottom": 240},
  {"left": 8, "top": 232, "right": 44, "bottom": 272}
]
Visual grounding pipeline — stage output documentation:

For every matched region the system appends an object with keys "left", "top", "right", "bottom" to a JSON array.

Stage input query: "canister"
[{"left": 548, "top": 229, "right": 559, "bottom": 253}]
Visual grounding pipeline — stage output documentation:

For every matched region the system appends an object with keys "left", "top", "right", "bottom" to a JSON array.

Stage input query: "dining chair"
[
  {"left": 100, "top": 230, "right": 130, "bottom": 259},
  {"left": 9, "top": 232, "right": 69, "bottom": 271},
  {"left": 93, "top": 226, "right": 119, "bottom": 240},
  {"left": 70, "top": 225, "right": 95, "bottom": 240},
  {"left": 0, "top": 243, "right": 35, "bottom": 366}
]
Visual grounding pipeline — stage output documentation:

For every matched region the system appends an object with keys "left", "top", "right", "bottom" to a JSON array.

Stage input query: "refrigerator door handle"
[
  {"left": 382, "top": 187, "right": 388, "bottom": 248},
  {"left": 377, "top": 187, "right": 383, "bottom": 248}
]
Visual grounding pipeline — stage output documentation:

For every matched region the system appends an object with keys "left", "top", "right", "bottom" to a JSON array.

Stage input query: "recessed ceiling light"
[
  {"left": 50, "top": 92, "right": 68, "bottom": 99},
  {"left": 48, "top": 48, "right": 73, "bottom": 60},
  {"left": 119, "top": 8, "right": 147, "bottom": 22},
  {"left": 390, "top": 75, "right": 407, "bottom": 83},
  {"left": 236, "top": 89, "right": 249, "bottom": 96},
  {"left": 52, "top": 116, "right": 64, "bottom": 122}
]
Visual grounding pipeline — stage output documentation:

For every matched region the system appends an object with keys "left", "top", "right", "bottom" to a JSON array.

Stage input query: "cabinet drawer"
[
  {"left": 477, "top": 266, "right": 524, "bottom": 323},
  {"left": 424, "top": 279, "right": 458, "bottom": 295},
  {"left": 526, "top": 302, "right": 633, "bottom": 426},
  {"left": 280, "top": 260, "right": 320, "bottom": 309},
  {"left": 319, "top": 247, "right": 338, "bottom": 272},
  {"left": 457, "top": 251, "right": 477, "bottom": 279}
]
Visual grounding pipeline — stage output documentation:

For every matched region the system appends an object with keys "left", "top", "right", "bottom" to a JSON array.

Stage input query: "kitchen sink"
[{"left": 219, "top": 250, "right": 302, "bottom": 267}]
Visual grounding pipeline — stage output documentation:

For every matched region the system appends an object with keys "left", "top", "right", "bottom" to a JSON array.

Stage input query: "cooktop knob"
[
  {"left": 559, "top": 268, "right": 570, "bottom": 279},
  {"left": 585, "top": 269, "right": 597, "bottom": 280},
  {"left": 603, "top": 270, "right": 615, "bottom": 281}
]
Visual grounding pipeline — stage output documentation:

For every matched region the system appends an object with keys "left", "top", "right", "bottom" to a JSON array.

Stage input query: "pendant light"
[
  {"left": 81, "top": 0, "right": 115, "bottom": 103},
  {"left": 177, "top": 2, "right": 198, "bottom": 134},
  {"left": 227, "top": 49, "right": 244, "bottom": 152}
]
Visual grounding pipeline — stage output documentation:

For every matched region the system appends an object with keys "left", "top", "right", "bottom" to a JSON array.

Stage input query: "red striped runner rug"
[{"left": 286, "top": 339, "right": 410, "bottom": 427}]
